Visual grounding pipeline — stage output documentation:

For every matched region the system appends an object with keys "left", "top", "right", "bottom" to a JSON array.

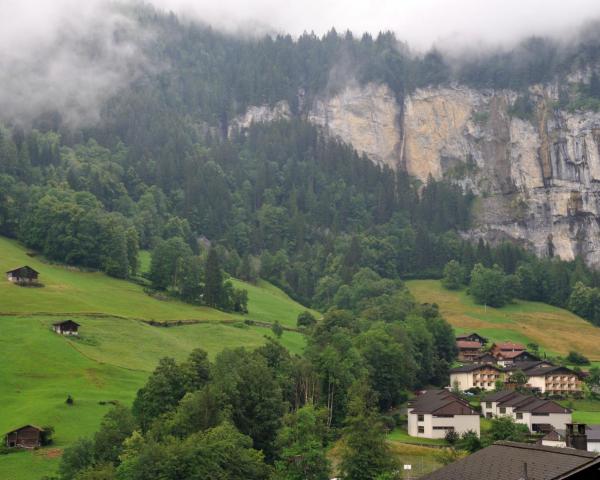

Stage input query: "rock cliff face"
[{"left": 231, "top": 82, "right": 600, "bottom": 267}]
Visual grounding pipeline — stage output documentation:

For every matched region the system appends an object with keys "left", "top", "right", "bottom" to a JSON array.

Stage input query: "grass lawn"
[
  {"left": 407, "top": 280, "right": 600, "bottom": 360},
  {"left": 387, "top": 428, "right": 448, "bottom": 446},
  {"left": 0, "top": 238, "right": 312, "bottom": 479},
  {"left": 558, "top": 399, "right": 600, "bottom": 424}
]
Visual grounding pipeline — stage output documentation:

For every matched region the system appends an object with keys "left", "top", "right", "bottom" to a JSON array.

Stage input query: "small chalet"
[
  {"left": 52, "top": 320, "right": 80, "bottom": 336},
  {"left": 473, "top": 352, "right": 497, "bottom": 364},
  {"left": 490, "top": 341, "right": 526, "bottom": 365},
  {"left": 6, "top": 266, "right": 39, "bottom": 284},
  {"left": 456, "top": 332, "right": 487, "bottom": 345},
  {"left": 456, "top": 340, "right": 483, "bottom": 362},
  {"left": 5, "top": 425, "right": 44, "bottom": 449},
  {"left": 456, "top": 332, "right": 487, "bottom": 362}
]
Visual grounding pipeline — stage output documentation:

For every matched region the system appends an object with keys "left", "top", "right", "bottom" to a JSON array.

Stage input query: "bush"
[
  {"left": 566, "top": 351, "right": 590, "bottom": 365},
  {"left": 297, "top": 310, "right": 317, "bottom": 328}
]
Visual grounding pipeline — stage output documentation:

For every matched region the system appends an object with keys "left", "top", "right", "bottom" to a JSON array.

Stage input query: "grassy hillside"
[
  {"left": 0, "top": 237, "right": 313, "bottom": 479},
  {"left": 407, "top": 279, "right": 600, "bottom": 360}
]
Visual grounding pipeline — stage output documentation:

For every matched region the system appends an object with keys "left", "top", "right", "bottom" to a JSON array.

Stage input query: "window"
[
  {"left": 486, "top": 413, "right": 492, "bottom": 419},
  {"left": 418, "top": 426, "right": 424, "bottom": 434},
  {"left": 433, "top": 426, "right": 454, "bottom": 431},
  {"left": 418, "top": 414, "right": 424, "bottom": 422},
  {"left": 486, "top": 402, "right": 492, "bottom": 408},
  {"left": 516, "top": 413, "right": 523, "bottom": 420},
  {"left": 499, "top": 407, "right": 506, "bottom": 414},
  {"left": 533, "top": 413, "right": 549, "bottom": 417}
]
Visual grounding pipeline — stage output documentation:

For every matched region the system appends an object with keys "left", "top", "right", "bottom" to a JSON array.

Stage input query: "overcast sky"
[{"left": 151, "top": 0, "right": 600, "bottom": 49}]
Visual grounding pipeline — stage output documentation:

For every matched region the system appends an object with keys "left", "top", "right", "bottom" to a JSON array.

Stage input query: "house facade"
[
  {"left": 450, "top": 364, "right": 504, "bottom": 391},
  {"left": 407, "top": 390, "right": 480, "bottom": 439},
  {"left": 481, "top": 390, "right": 572, "bottom": 432},
  {"left": 52, "top": 320, "right": 80, "bottom": 336},
  {"left": 6, "top": 266, "right": 39, "bottom": 284},
  {"left": 5, "top": 425, "right": 44, "bottom": 449},
  {"left": 525, "top": 365, "right": 582, "bottom": 395},
  {"left": 456, "top": 340, "right": 483, "bottom": 362}
]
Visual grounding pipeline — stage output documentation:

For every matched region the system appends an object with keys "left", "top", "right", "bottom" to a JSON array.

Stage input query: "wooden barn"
[
  {"left": 52, "top": 320, "right": 80, "bottom": 336},
  {"left": 6, "top": 266, "right": 39, "bottom": 284},
  {"left": 4, "top": 425, "right": 44, "bottom": 449}
]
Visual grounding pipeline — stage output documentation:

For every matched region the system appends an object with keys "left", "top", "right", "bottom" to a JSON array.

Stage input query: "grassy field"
[
  {"left": 387, "top": 428, "right": 447, "bottom": 446},
  {"left": 0, "top": 238, "right": 312, "bottom": 479},
  {"left": 407, "top": 280, "right": 600, "bottom": 360}
]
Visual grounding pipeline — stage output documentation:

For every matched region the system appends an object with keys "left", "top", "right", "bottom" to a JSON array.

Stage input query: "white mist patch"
[{"left": 0, "top": 1, "right": 153, "bottom": 127}]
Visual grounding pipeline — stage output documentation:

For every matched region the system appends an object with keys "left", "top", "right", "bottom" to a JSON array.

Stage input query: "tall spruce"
[{"left": 204, "top": 247, "right": 224, "bottom": 308}]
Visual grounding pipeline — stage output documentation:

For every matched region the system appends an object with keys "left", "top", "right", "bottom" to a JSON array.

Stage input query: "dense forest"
[{"left": 2, "top": 4, "right": 600, "bottom": 320}]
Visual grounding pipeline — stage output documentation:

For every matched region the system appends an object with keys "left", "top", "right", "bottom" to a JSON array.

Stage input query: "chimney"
[
  {"left": 518, "top": 462, "right": 529, "bottom": 480},
  {"left": 566, "top": 423, "right": 588, "bottom": 451}
]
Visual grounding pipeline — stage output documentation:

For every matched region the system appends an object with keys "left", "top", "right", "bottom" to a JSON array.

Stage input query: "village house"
[
  {"left": 52, "top": 320, "right": 80, "bottom": 336},
  {"left": 407, "top": 390, "right": 480, "bottom": 439},
  {"left": 4, "top": 425, "right": 44, "bottom": 449},
  {"left": 542, "top": 425, "right": 600, "bottom": 453},
  {"left": 473, "top": 351, "right": 497, "bottom": 364},
  {"left": 6, "top": 266, "right": 39, "bottom": 284},
  {"left": 456, "top": 340, "right": 483, "bottom": 362},
  {"left": 481, "top": 390, "right": 572, "bottom": 432},
  {"left": 505, "top": 362, "right": 583, "bottom": 395},
  {"left": 456, "top": 332, "right": 488, "bottom": 345},
  {"left": 456, "top": 332, "right": 487, "bottom": 362},
  {"left": 420, "top": 441, "right": 600, "bottom": 480},
  {"left": 449, "top": 363, "right": 505, "bottom": 391},
  {"left": 490, "top": 341, "right": 527, "bottom": 366}
]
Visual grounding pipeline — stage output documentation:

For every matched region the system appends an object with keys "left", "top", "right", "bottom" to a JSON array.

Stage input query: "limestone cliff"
[{"left": 230, "top": 82, "right": 600, "bottom": 268}]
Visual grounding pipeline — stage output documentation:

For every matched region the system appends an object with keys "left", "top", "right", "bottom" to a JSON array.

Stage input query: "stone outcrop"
[{"left": 231, "top": 82, "right": 600, "bottom": 267}]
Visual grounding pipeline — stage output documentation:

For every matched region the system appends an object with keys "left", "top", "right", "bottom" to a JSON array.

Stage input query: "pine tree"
[
  {"left": 204, "top": 248, "right": 224, "bottom": 308},
  {"left": 339, "top": 380, "right": 397, "bottom": 480}
]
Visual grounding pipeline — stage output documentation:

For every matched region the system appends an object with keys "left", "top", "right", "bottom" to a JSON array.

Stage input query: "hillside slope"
[
  {"left": 407, "top": 279, "right": 600, "bottom": 360},
  {"left": 0, "top": 237, "right": 311, "bottom": 479}
]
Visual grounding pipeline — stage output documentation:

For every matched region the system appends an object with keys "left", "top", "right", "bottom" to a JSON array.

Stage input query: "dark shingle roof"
[
  {"left": 409, "top": 390, "right": 478, "bottom": 416},
  {"left": 456, "top": 340, "right": 483, "bottom": 349},
  {"left": 482, "top": 391, "right": 571, "bottom": 414},
  {"left": 482, "top": 390, "right": 521, "bottom": 402},
  {"left": 450, "top": 364, "right": 503, "bottom": 373},
  {"left": 420, "top": 441, "right": 600, "bottom": 480},
  {"left": 525, "top": 365, "right": 578, "bottom": 377}
]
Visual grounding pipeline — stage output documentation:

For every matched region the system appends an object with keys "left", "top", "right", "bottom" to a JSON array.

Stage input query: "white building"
[
  {"left": 449, "top": 364, "right": 505, "bottom": 392},
  {"left": 481, "top": 390, "right": 572, "bottom": 433},
  {"left": 407, "top": 390, "right": 480, "bottom": 439}
]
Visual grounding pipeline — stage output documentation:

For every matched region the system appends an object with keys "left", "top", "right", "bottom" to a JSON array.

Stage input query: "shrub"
[{"left": 566, "top": 351, "right": 590, "bottom": 365}]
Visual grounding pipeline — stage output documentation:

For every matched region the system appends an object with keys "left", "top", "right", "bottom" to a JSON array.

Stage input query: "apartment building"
[
  {"left": 481, "top": 390, "right": 572, "bottom": 432},
  {"left": 449, "top": 364, "right": 505, "bottom": 391}
]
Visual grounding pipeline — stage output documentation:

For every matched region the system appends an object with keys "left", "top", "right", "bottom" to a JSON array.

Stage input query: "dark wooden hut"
[
  {"left": 6, "top": 266, "right": 39, "bottom": 284},
  {"left": 4, "top": 425, "right": 44, "bottom": 449}
]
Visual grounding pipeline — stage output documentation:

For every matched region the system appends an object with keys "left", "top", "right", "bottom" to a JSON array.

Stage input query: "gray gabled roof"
[{"left": 420, "top": 441, "right": 600, "bottom": 480}]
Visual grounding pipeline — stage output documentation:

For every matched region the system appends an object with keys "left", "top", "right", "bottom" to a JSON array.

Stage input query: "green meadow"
[
  {"left": 407, "top": 279, "right": 600, "bottom": 360},
  {"left": 0, "top": 237, "right": 311, "bottom": 479}
]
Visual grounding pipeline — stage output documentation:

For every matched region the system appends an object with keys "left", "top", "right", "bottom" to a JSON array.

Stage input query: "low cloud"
[{"left": 3, "top": 0, "right": 600, "bottom": 127}]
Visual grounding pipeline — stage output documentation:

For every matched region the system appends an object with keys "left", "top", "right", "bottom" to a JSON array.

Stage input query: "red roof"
[
  {"left": 456, "top": 340, "right": 482, "bottom": 349},
  {"left": 492, "top": 342, "right": 525, "bottom": 351},
  {"left": 496, "top": 350, "right": 528, "bottom": 359}
]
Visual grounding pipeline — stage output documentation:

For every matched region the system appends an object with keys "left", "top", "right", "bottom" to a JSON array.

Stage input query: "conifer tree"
[{"left": 204, "top": 247, "right": 224, "bottom": 308}]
